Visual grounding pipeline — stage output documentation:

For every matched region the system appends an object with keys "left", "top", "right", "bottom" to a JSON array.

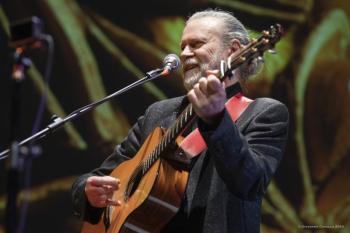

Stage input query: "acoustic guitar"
[{"left": 81, "top": 24, "right": 283, "bottom": 233}]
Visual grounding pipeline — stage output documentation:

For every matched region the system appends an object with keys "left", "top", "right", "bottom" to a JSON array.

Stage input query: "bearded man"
[{"left": 71, "top": 9, "right": 289, "bottom": 233}]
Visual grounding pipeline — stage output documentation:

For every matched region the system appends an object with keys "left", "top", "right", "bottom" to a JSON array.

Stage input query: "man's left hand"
[{"left": 187, "top": 70, "right": 226, "bottom": 125}]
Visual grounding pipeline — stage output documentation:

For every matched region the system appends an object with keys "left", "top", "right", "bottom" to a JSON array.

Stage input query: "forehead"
[{"left": 181, "top": 17, "right": 224, "bottom": 42}]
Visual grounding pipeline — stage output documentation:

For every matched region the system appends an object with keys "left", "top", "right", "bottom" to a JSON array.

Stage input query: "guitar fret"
[
  {"left": 162, "top": 141, "right": 165, "bottom": 152},
  {"left": 164, "top": 140, "right": 167, "bottom": 151},
  {"left": 156, "top": 145, "right": 160, "bottom": 156},
  {"left": 143, "top": 163, "right": 147, "bottom": 174},
  {"left": 153, "top": 151, "right": 157, "bottom": 162},
  {"left": 181, "top": 114, "right": 185, "bottom": 127},
  {"left": 175, "top": 121, "right": 179, "bottom": 135},
  {"left": 160, "top": 139, "right": 165, "bottom": 152},
  {"left": 142, "top": 163, "right": 146, "bottom": 175},
  {"left": 166, "top": 133, "right": 171, "bottom": 144},
  {"left": 179, "top": 115, "right": 183, "bottom": 129},
  {"left": 170, "top": 127, "right": 175, "bottom": 140},
  {"left": 165, "top": 133, "right": 169, "bottom": 145},
  {"left": 150, "top": 153, "right": 154, "bottom": 164},
  {"left": 160, "top": 142, "right": 163, "bottom": 153},
  {"left": 159, "top": 140, "right": 163, "bottom": 152},
  {"left": 176, "top": 118, "right": 180, "bottom": 131},
  {"left": 152, "top": 150, "right": 156, "bottom": 160},
  {"left": 169, "top": 129, "right": 172, "bottom": 139}
]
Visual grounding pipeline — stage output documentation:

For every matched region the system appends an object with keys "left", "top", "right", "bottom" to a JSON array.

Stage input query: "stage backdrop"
[{"left": 0, "top": 1, "right": 349, "bottom": 232}]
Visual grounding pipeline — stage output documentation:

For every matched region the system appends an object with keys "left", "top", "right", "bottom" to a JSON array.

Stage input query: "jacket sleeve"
[
  {"left": 71, "top": 114, "right": 146, "bottom": 223},
  {"left": 198, "top": 99, "right": 289, "bottom": 200}
]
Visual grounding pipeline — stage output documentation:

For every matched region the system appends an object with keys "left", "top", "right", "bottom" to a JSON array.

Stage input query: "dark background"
[{"left": 0, "top": 0, "right": 349, "bottom": 232}]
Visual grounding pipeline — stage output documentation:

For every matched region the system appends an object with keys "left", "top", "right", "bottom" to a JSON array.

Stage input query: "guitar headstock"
[{"left": 220, "top": 24, "right": 284, "bottom": 79}]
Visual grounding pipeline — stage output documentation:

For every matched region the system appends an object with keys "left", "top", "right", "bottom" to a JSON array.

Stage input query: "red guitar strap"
[{"left": 179, "top": 93, "right": 252, "bottom": 159}]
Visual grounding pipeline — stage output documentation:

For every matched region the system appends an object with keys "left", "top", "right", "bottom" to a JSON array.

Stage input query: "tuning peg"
[
  {"left": 257, "top": 56, "right": 264, "bottom": 64},
  {"left": 262, "top": 30, "right": 270, "bottom": 36},
  {"left": 238, "top": 56, "right": 246, "bottom": 63},
  {"left": 251, "top": 47, "right": 258, "bottom": 52}
]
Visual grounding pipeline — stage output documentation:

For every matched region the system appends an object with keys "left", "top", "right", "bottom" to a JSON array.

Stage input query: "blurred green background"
[{"left": 0, "top": 0, "right": 349, "bottom": 232}]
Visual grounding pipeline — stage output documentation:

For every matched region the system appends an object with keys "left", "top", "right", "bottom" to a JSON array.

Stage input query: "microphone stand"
[
  {"left": 1, "top": 67, "right": 167, "bottom": 158},
  {"left": 5, "top": 47, "right": 32, "bottom": 233}
]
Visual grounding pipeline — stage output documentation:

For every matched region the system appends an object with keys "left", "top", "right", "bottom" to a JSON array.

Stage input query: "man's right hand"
[{"left": 85, "top": 176, "right": 121, "bottom": 208}]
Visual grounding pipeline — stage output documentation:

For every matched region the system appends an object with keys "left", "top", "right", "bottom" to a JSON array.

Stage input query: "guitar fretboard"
[
  {"left": 141, "top": 103, "right": 195, "bottom": 174},
  {"left": 125, "top": 103, "right": 196, "bottom": 199}
]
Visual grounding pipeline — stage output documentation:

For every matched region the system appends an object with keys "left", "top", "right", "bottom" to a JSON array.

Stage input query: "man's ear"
[{"left": 228, "top": 39, "right": 242, "bottom": 56}]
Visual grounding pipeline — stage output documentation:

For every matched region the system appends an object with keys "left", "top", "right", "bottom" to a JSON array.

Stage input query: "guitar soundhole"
[{"left": 124, "top": 168, "right": 143, "bottom": 201}]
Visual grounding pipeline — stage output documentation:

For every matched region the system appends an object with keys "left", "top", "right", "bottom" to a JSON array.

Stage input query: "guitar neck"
[{"left": 140, "top": 103, "right": 196, "bottom": 174}]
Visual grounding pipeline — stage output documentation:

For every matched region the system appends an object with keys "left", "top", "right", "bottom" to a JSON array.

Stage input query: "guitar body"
[{"left": 81, "top": 127, "right": 189, "bottom": 233}]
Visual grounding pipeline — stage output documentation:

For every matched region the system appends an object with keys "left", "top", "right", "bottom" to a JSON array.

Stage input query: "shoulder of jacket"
[
  {"left": 239, "top": 97, "right": 288, "bottom": 120},
  {"left": 254, "top": 97, "right": 283, "bottom": 106},
  {"left": 252, "top": 97, "right": 289, "bottom": 122},
  {"left": 147, "top": 96, "right": 186, "bottom": 112},
  {"left": 252, "top": 97, "right": 287, "bottom": 111}
]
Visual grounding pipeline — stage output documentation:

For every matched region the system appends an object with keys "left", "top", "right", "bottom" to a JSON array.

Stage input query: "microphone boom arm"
[{"left": 0, "top": 67, "right": 166, "bottom": 159}]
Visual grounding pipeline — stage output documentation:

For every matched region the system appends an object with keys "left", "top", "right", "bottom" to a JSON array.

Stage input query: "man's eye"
[
  {"left": 193, "top": 42, "right": 204, "bottom": 48},
  {"left": 180, "top": 41, "right": 204, "bottom": 51}
]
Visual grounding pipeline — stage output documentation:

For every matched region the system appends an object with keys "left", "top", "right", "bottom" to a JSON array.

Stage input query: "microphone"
[
  {"left": 161, "top": 54, "right": 181, "bottom": 75},
  {"left": 9, "top": 16, "right": 45, "bottom": 48}
]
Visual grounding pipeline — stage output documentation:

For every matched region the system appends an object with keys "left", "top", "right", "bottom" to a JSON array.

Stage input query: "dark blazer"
[{"left": 71, "top": 94, "right": 289, "bottom": 233}]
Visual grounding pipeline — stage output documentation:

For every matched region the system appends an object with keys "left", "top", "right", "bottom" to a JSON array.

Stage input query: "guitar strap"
[{"left": 178, "top": 93, "right": 253, "bottom": 159}]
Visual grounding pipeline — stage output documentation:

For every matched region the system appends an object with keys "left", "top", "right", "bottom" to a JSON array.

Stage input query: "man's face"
[{"left": 180, "top": 17, "right": 229, "bottom": 91}]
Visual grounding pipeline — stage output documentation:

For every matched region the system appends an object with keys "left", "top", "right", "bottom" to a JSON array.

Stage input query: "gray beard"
[
  {"left": 183, "top": 53, "right": 224, "bottom": 91},
  {"left": 183, "top": 64, "right": 209, "bottom": 91}
]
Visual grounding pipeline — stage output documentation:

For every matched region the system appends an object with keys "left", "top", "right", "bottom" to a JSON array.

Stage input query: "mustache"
[
  {"left": 183, "top": 58, "right": 199, "bottom": 66},
  {"left": 182, "top": 58, "right": 200, "bottom": 71}
]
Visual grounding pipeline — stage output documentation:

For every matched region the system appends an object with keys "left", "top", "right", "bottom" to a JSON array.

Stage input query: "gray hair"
[{"left": 186, "top": 9, "right": 261, "bottom": 82}]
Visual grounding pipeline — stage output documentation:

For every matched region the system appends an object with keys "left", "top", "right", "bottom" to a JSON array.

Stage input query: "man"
[{"left": 71, "top": 9, "right": 289, "bottom": 233}]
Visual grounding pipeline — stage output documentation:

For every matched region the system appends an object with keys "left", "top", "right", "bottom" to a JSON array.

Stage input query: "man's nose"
[{"left": 180, "top": 45, "right": 194, "bottom": 60}]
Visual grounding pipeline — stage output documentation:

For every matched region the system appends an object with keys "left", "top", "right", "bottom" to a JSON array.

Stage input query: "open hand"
[{"left": 85, "top": 176, "right": 121, "bottom": 208}]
